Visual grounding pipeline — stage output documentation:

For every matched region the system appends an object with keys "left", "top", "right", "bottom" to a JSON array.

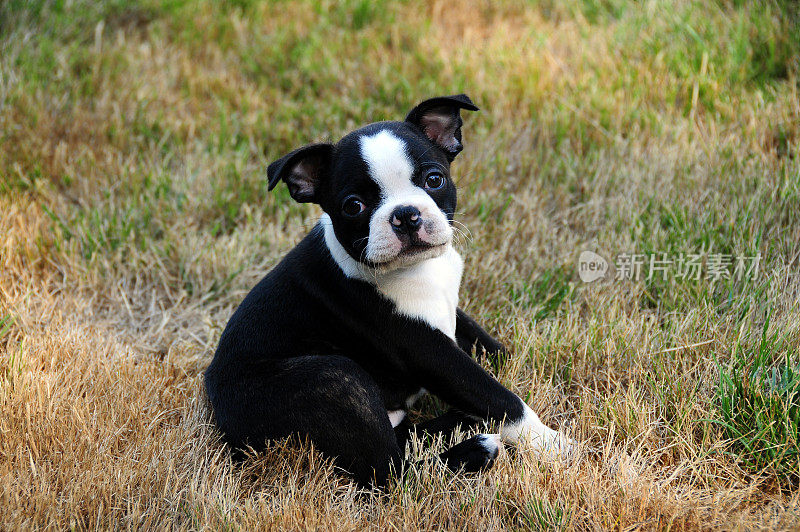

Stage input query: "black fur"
[{"left": 205, "top": 95, "right": 523, "bottom": 487}]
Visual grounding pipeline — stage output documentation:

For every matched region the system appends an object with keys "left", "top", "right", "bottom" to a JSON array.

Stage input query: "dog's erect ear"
[
  {"left": 405, "top": 94, "right": 479, "bottom": 161},
  {"left": 267, "top": 143, "right": 333, "bottom": 203}
]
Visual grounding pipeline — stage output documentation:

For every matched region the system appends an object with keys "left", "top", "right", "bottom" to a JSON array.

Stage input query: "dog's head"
[{"left": 267, "top": 94, "right": 478, "bottom": 271}]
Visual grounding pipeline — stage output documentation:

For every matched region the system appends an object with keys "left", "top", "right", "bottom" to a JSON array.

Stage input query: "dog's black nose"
[{"left": 390, "top": 205, "right": 422, "bottom": 234}]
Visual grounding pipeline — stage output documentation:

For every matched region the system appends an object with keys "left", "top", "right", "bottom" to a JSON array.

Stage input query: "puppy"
[{"left": 204, "top": 94, "right": 572, "bottom": 487}]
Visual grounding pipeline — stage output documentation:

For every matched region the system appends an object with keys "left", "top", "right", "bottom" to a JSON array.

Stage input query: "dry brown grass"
[{"left": 2, "top": 0, "right": 800, "bottom": 529}]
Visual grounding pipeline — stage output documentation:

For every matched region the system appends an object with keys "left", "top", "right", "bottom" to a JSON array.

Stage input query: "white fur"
[
  {"left": 321, "top": 213, "right": 366, "bottom": 279},
  {"left": 476, "top": 433, "right": 501, "bottom": 456},
  {"left": 358, "top": 129, "right": 415, "bottom": 195},
  {"left": 498, "top": 400, "right": 574, "bottom": 458},
  {"left": 322, "top": 214, "right": 462, "bottom": 339},
  {"left": 387, "top": 409, "right": 406, "bottom": 428},
  {"left": 359, "top": 130, "right": 453, "bottom": 265},
  {"left": 387, "top": 390, "right": 429, "bottom": 428},
  {"left": 372, "top": 246, "right": 462, "bottom": 339}
]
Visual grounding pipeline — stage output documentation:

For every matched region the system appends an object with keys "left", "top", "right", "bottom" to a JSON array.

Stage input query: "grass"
[
  {"left": 715, "top": 318, "right": 800, "bottom": 484},
  {"left": 1, "top": 0, "right": 799, "bottom": 529}
]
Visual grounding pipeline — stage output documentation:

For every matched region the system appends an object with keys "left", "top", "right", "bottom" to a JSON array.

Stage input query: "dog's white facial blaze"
[{"left": 359, "top": 130, "right": 453, "bottom": 267}]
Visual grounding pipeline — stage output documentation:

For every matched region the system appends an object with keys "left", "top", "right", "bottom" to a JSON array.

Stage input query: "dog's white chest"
[
  {"left": 321, "top": 216, "right": 463, "bottom": 338},
  {"left": 374, "top": 246, "right": 463, "bottom": 339}
]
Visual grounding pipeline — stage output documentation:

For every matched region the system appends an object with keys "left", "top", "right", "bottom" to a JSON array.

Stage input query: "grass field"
[{"left": 1, "top": 0, "right": 799, "bottom": 529}]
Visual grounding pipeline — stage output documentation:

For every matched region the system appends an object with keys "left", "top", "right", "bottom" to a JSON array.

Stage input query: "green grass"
[
  {"left": 0, "top": 313, "right": 14, "bottom": 341},
  {"left": 507, "top": 265, "right": 577, "bottom": 321},
  {"left": 715, "top": 319, "right": 800, "bottom": 484},
  {"left": 521, "top": 493, "right": 572, "bottom": 530}
]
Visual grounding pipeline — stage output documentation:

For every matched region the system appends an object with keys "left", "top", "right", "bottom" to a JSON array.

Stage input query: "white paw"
[
  {"left": 500, "top": 402, "right": 576, "bottom": 461},
  {"left": 476, "top": 433, "right": 502, "bottom": 456},
  {"left": 528, "top": 428, "right": 575, "bottom": 461}
]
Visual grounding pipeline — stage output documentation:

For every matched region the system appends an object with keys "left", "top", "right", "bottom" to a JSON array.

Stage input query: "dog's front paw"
[
  {"left": 440, "top": 434, "right": 500, "bottom": 473},
  {"left": 500, "top": 403, "right": 576, "bottom": 462},
  {"left": 517, "top": 427, "right": 577, "bottom": 463}
]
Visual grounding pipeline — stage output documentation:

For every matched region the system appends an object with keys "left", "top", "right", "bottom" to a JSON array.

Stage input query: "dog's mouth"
[
  {"left": 400, "top": 242, "right": 443, "bottom": 256},
  {"left": 373, "top": 240, "right": 449, "bottom": 271}
]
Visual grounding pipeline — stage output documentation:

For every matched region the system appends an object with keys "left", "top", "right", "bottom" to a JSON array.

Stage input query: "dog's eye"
[
  {"left": 342, "top": 196, "right": 366, "bottom": 217},
  {"left": 424, "top": 172, "right": 445, "bottom": 191}
]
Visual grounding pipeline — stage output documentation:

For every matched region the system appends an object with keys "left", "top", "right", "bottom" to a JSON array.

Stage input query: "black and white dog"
[{"left": 205, "top": 94, "right": 572, "bottom": 487}]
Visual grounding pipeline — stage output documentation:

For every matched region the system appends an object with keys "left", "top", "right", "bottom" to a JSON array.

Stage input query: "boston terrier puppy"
[{"left": 204, "top": 94, "right": 573, "bottom": 487}]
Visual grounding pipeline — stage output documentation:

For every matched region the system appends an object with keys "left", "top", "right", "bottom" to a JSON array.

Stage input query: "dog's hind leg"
[{"left": 206, "top": 355, "right": 404, "bottom": 488}]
